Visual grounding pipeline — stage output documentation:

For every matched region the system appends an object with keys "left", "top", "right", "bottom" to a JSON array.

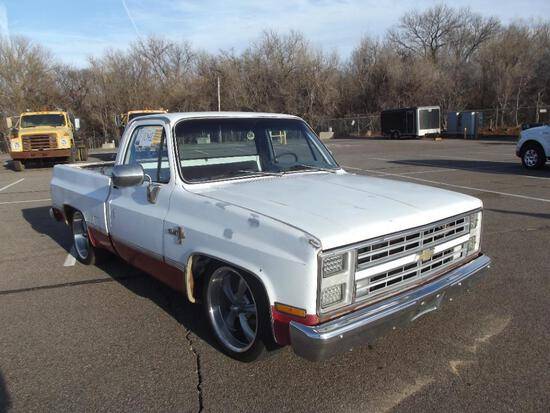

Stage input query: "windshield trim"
[{"left": 171, "top": 117, "right": 341, "bottom": 185}]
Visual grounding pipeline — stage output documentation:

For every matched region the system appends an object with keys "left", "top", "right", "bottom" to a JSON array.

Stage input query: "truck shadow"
[
  {"left": 0, "top": 370, "right": 11, "bottom": 413},
  {"left": 20, "top": 205, "right": 222, "bottom": 354},
  {"left": 389, "top": 158, "right": 549, "bottom": 177}
]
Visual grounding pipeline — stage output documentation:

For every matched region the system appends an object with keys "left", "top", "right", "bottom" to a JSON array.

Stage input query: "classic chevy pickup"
[{"left": 50, "top": 112, "right": 491, "bottom": 361}]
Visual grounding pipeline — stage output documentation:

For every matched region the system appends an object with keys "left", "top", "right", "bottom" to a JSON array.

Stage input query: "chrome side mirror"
[{"left": 112, "top": 164, "right": 144, "bottom": 187}]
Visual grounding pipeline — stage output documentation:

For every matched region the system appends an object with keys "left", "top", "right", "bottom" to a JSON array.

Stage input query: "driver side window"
[{"left": 124, "top": 125, "right": 170, "bottom": 183}]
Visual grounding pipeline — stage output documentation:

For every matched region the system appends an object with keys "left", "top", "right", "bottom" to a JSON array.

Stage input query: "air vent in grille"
[
  {"left": 22, "top": 135, "right": 57, "bottom": 150},
  {"left": 354, "top": 214, "right": 471, "bottom": 302}
]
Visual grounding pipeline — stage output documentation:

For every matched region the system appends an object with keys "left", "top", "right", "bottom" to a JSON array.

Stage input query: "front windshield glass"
[
  {"left": 174, "top": 118, "right": 339, "bottom": 182},
  {"left": 20, "top": 114, "right": 66, "bottom": 128}
]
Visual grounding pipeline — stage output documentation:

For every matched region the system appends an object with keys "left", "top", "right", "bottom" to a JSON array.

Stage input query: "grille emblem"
[{"left": 419, "top": 248, "right": 434, "bottom": 262}]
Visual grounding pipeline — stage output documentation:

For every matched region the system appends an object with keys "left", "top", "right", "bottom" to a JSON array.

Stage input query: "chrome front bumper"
[{"left": 290, "top": 254, "right": 491, "bottom": 361}]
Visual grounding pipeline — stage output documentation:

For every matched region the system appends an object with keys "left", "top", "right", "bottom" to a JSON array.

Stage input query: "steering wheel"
[{"left": 275, "top": 151, "right": 299, "bottom": 163}]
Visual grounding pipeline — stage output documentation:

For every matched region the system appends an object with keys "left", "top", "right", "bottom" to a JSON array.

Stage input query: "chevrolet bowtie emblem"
[{"left": 419, "top": 248, "right": 434, "bottom": 262}]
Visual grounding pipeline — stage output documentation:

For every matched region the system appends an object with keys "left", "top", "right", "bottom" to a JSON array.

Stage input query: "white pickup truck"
[
  {"left": 516, "top": 124, "right": 550, "bottom": 169},
  {"left": 50, "top": 112, "right": 491, "bottom": 361}
]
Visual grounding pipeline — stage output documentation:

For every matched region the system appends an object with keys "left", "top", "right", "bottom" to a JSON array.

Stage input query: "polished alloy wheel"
[
  {"left": 207, "top": 267, "right": 258, "bottom": 353},
  {"left": 72, "top": 211, "right": 90, "bottom": 260},
  {"left": 523, "top": 148, "right": 539, "bottom": 168}
]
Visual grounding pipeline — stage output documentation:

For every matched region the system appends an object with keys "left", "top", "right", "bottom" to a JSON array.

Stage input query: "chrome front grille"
[
  {"left": 22, "top": 135, "right": 57, "bottom": 150},
  {"left": 354, "top": 214, "right": 471, "bottom": 302}
]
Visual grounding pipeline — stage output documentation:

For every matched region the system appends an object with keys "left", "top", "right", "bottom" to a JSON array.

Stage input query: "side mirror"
[
  {"left": 6, "top": 117, "right": 12, "bottom": 129},
  {"left": 114, "top": 115, "right": 122, "bottom": 128},
  {"left": 111, "top": 164, "right": 144, "bottom": 187},
  {"left": 74, "top": 118, "right": 81, "bottom": 131}
]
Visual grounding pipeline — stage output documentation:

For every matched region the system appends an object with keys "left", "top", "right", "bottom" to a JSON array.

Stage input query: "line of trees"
[{"left": 1, "top": 5, "right": 549, "bottom": 144}]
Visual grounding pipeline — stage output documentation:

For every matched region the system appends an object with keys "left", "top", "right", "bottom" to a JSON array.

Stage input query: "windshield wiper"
[
  {"left": 234, "top": 169, "right": 283, "bottom": 177},
  {"left": 284, "top": 163, "right": 339, "bottom": 174}
]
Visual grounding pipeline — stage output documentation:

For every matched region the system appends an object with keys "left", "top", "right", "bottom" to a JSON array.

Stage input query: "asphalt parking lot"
[{"left": 1, "top": 137, "right": 549, "bottom": 412}]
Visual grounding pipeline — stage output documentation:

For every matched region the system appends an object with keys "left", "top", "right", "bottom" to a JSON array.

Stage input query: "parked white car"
[
  {"left": 516, "top": 125, "right": 550, "bottom": 169},
  {"left": 50, "top": 112, "right": 491, "bottom": 361}
]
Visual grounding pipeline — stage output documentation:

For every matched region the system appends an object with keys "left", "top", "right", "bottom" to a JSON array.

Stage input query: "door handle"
[{"left": 168, "top": 226, "right": 186, "bottom": 244}]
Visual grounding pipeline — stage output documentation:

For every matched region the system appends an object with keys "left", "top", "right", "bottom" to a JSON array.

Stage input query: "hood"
[{"left": 191, "top": 172, "right": 482, "bottom": 250}]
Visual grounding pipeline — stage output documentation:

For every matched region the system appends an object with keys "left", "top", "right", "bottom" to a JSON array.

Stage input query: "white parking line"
[
  {"left": 0, "top": 178, "right": 24, "bottom": 192},
  {"left": 0, "top": 198, "right": 51, "bottom": 205},
  {"left": 345, "top": 166, "right": 550, "bottom": 203},
  {"left": 63, "top": 247, "right": 77, "bottom": 267}
]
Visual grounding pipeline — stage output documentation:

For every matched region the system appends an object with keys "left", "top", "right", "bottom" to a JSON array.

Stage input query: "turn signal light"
[{"left": 274, "top": 302, "right": 307, "bottom": 318}]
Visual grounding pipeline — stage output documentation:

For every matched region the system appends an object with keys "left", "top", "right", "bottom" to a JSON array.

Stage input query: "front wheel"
[
  {"left": 521, "top": 144, "right": 546, "bottom": 169},
  {"left": 12, "top": 160, "right": 25, "bottom": 171},
  {"left": 203, "top": 265, "right": 272, "bottom": 361}
]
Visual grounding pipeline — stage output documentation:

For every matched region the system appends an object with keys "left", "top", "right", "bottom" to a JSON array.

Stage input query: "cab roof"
[{"left": 132, "top": 111, "right": 302, "bottom": 124}]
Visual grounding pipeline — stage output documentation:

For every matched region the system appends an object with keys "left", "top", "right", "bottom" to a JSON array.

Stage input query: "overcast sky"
[{"left": 1, "top": 0, "right": 549, "bottom": 66}]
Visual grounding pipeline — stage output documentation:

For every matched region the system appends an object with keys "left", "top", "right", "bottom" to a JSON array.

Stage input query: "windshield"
[
  {"left": 20, "top": 114, "right": 66, "bottom": 128},
  {"left": 174, "top": 118, "right": 339, "bottom": 182},
  {"left": 128, "top": 112, "right": 163, "bottom": 121}
]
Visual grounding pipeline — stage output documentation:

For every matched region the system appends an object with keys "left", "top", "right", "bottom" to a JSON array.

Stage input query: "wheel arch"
[
  {"left": 184, "top": 252, "right": 274, "bottom": 308},
  {"left": 520, "top": 139, "right": 546, "bottom": 157}
]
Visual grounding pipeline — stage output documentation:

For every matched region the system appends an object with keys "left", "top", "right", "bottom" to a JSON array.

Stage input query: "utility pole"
[{"left": 217, "top": 76, "right": 221, "bottom": 112}]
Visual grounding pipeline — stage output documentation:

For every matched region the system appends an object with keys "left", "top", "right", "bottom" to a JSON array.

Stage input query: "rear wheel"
[
  {"left": 12, "top": 160, "right": 25, "bottom": 172},
  {"left": 521, "top": 144, "right": 546, "bottom": 169},
  {"left": 70, "top": 210, "right": 107, "bottom": 265},
  {"left": 203, "top": 265, "right": 272, "bottom": 361}
]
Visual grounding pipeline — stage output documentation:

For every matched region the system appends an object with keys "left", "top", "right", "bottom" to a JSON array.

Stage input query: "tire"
[
  {"left": 12, "top": 160, "right": 25, "bottom": 172},
  {"left": 80, "top": 147, "right": 89, "bottom": 161},
  {"left": 521, "top": 144, "right": 546, "bottom": 169},
  {"left": 203, "top": 265, "right": 274, "bottom": 362},
  {"left": 69, "top": 148, "right": 77, "bottom": 163},
  {"left": 70, "top": 210, "right": 108, "bottom": 265}
]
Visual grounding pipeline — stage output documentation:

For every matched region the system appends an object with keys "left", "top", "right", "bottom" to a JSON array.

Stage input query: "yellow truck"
[
  {"left": 6, "top": 110, "right": 85, "bottom": 171},
  {"left": 115, "top": 109, "right": 168, "bottom": 137}
]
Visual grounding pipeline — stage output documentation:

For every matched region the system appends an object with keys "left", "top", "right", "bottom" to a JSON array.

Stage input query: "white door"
[{"left": 109, "top": 122, "right": 173, "bottom": 263}]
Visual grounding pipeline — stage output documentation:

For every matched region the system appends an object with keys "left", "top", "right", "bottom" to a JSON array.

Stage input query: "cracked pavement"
[{"left": 1, "top": 138, "right": 550, "bottom": 412}]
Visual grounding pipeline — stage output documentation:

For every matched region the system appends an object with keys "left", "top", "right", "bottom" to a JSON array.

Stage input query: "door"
[{"left": 108, "top": 122, "right": 181, "bottom": 289}]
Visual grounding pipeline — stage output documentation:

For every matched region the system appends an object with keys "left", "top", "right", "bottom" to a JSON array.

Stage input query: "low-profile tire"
[
  {"left": 203, "top": 264, "right": 274, "bottom": 362},
  {"left": 70, "top": 210, "right": 108, "bottom": 265},
  {"left": 12, "top": 160, "right": 25, "bottom": 172},
  {"left": 521, "top": 144, "right": 546, "bottom": 169}
]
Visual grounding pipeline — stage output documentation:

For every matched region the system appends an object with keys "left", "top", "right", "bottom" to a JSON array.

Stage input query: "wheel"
[
  {"left": 203, "top": 265, "right": 273, "bottom": 361},
  {"left": 69, "top": 148, "right": 77, "bottom": 163},
  {"left": 70, "top": 210, "right": 108, "bottom": 265},
  {"left": 12, "top": 160, "right": 25, "bottom": 172},
  {"left": 80, "top": 147, "right": 89, "bottom": 161},
  {"left": 521, "top": 144, "right": 546, "bottom": 169}
]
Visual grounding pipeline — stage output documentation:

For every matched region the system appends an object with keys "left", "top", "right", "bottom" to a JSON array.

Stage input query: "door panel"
[{"left": 108, "top": 122, "right": 181, "bottom": 289}]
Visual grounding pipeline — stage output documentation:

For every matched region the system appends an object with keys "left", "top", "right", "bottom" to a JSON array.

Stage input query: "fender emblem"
[{"left": 419, "top": 248, "right": 434, "bottom": 262}]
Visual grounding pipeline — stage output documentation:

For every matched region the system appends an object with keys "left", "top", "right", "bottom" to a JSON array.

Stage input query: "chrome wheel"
[
  {"left": 523, "top": 149, "right": 539, "bottom": 168},
  {"left": 207, "top": 267, "right": 258, "bottom": 353},
  {"left": 72, "top": 211, "right": 90, "bottom": 260}
]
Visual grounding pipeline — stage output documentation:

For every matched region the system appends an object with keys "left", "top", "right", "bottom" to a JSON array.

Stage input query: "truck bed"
[{"left": 50, "top": 162, "right": 114, "bottom": 234}]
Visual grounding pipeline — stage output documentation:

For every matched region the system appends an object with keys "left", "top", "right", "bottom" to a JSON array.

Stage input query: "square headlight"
[
  {"left": 319, "top": 251, "right": 354, "bottom": 313},
  {"left": 467, "top": 211, "right": 482, "bottom": 255},
  {"left": 323, "top": 254, "right": 346, "bottom": 277}
]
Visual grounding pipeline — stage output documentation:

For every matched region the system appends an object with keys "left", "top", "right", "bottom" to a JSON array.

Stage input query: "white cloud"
[{"left": 0, "top": 2, "right": 9, "bottom": 39}]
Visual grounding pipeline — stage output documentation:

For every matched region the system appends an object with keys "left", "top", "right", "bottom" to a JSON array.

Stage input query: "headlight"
[
  {"left": 466, "top": 211, "right": 482, "bottom": 255},
  {"left": 319, "top": 251, "right": 354, "bottom": 312},
  {"left": 60, "top": 138, "right": 68, "bottom": 146},
  {"left": 323, "top": 254, "right": 347, "bottom": 277},
  {"left": 10, "top": 140, "right": 21, "bottom": 151}
]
